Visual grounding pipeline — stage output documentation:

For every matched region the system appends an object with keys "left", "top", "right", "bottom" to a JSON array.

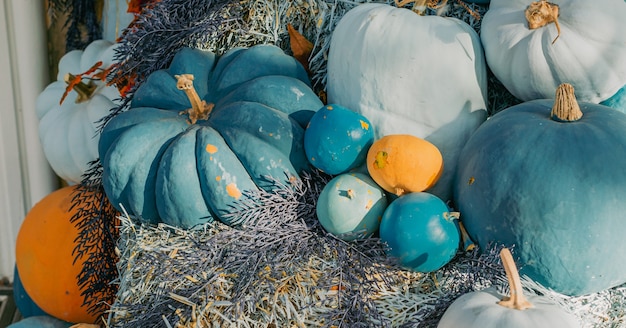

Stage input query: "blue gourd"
[
  {"left": 304, "top": 104, "right": 374, "bottom": 175},
  {"left": 99, "top": 45, "right": 324, "bottom": 228},
  {"left": 379, "top": 192, "right": 460, "bottom": 272},
  {"left": 316, "top": 172, "right": 387, "bottom": 241},
  {"left": 454, "top": 84, "right": 626, "bottom": 296}
]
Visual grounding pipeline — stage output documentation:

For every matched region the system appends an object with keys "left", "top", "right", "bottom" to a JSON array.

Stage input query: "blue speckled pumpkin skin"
[
  {"left": 316, "top": 172, "right": 387, "bottom": 241},
  {"left": 454, "top": 99, "right": 626, "bottom": 296},
  {"left": 379, "top": 192, "right": 460, "bottom": 272},
  {"left": 304, "top": 104, "right": 374, "bottom": 175},
  {"left": 99, "top": 45, "right": 323, "bottom": 228}
]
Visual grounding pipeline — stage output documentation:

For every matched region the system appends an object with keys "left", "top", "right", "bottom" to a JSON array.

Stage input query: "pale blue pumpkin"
[
  {"left": 316, "top": 172, "right": 387, "bottom": 241},
  {"left": 99, "top": 45, "right": 324, "bottom": 228}
]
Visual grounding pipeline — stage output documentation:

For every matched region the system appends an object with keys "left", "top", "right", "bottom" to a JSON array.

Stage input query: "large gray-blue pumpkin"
[{"left": 454, "top": 83, "right": 626, "bottom": 296}]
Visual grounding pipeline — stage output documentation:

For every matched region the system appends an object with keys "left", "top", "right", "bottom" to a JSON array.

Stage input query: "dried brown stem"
[
  {"left": 525, "top": 0, "right": 561, "bottom": 44},
  {"left": 551, "top": 83, "right": 583, "bottom": 122},
  {"left": 175, "top": 74, "right": 214, "bottom": 124}
]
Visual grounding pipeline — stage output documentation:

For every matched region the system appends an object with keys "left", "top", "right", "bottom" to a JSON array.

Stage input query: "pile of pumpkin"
[{"left": 12, "top": 0, "right": 626, "bottom": 326}]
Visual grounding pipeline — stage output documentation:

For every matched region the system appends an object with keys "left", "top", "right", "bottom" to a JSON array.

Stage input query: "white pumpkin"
[
  {"left": 480, "top": 0, "right": 626, "bottom": 104},
  {"left": 326, "top": 3, "right": 488, "bottom": 202},
  {"left": 438, "top": 248, "right": 581, "bottom": 328},
  {"left": 36, "top": 40, "right": 121, "bottom": 184}
]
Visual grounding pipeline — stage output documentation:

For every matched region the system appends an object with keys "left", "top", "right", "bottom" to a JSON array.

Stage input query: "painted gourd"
[
  {"left": 304, "top": 104, "right": 374, "bottom": 175},
  {"left": 326, "top": 3, "right": 488, "bottom": 202},
  {"left": 99, "top": 44, "right": 324, "bottom": 228},
  {"left": 480, "top": 0, "right": 626, "bottom": 110},
  {"left": 438, "top": 248, "right": 580, "bottom": 328},
  {"left": 36, "top": 39, "right": 121, "bottom": 184},
  {"left": 15, "top": 186, "right": 115, "bottom": 323},
  {"left": 367, "top": 134, "right": 443, "bottom": 196},
  {"left": 379, "top": 192, "right": 460, "bottom": 272},
  {"left": 316, "top": 172, "right": 388, "bottom": 241},
  {"left": 454, "top": 83, "right": 626, "bottom": 296}
]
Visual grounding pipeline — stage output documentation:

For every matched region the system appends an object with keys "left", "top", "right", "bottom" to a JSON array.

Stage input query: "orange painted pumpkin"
[
  {"left": 366, "top": 134, "right": 443, "bottom": 196},
  {"left": 15, "top": 186, "right": 105, "bottom": 324}
]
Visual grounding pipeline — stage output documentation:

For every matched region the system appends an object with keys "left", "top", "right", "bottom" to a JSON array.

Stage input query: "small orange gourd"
[
  {"left": 366, "top": 134, "right": 443, "bottom": 196},
  {"left": 15, "top": 186, "right": 111, "bottom": 324}
]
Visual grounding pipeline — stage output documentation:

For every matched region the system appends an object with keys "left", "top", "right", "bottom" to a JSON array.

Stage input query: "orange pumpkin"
[
  {"left": 366, "top": 134, "right": 443, "bottom": 196},
  {"left": 15, "top": 186, "right": 106, "bottom": 323}
]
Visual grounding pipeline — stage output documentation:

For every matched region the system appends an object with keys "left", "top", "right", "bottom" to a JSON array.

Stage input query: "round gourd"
[
  {"left": 480, "top": 0, "right": 626, "bottom": 107},
  {"left": 15, "top": 186, "right": 114, "bottom": 323},
  {"left": 454, "top": 83, "right": 626, "bottom": 296},
  {"left": 438, "top": 248, "right": 580, "bottom": 328},
  {"left": 327, "top": 3, "right": 488, "bottom": 202},
  {"left": 366, "top": 134, "right": 443, "bottom": 196},
  {"left": 99, "top": 44, "right": 324, "bottom": 228},
  {"left": 316, "top": 172, "right": 388, "bottom": 241},
  {"left": 36, "top": 39, "right": 121, "bottom": 184},
  {"left": 379, "top": 192, "right": 460, "bottom": 272},
  {"left": 304, "top": 104, "right": 374, "bottom": 175}
]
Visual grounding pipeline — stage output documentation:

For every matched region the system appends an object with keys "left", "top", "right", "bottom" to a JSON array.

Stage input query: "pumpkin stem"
[
  {"left": 551, "top": 83, "right": 583, "bottom": 122},
  {"left": 525, "top": 0, "right": 561, "bottom": 44},
  {"left": 64, "top": 73, "right": 97, "bottom": 103},
  {"left": 498, "top": 248, "right": 533, "bottom": 310},
  {"left": 175, "top": 74, "right": 214, "bottom": 124}
]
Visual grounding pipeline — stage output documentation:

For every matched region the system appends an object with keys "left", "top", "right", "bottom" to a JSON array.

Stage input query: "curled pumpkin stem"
[
  {"left": 498, "top": 248, "right": 533, "bottom": 310},
  {"left": 551, "top": 83, "right": 583, "bottom": 122},
  {"left": 175, "top": 74, "right": 214, "bottom": 124},
  {"left": 525, "top": 0, "right": 561, "bottom": 44}
]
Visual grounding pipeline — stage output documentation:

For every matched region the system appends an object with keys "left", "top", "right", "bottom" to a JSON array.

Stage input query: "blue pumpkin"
[
  {"left": 99, "top": 45, "right": 324, "bottom": 228},
  {"left": 316, "top": 172, "right": 387, "bottom": 241},
  {"left": 304, "top": 104, "right": 374, "bottom": 175},
  {"left": 454, "top": 83, "right": 626, "bottom": 296},
  {"left": 600, "top": 85, "right": 626, "bottom": 114},
  {"left": 379, "top": 192, "right": 460, "bottom": 272}
]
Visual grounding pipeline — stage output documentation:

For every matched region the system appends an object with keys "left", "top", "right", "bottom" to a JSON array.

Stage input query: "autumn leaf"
[{"left": 288, "top": 24, "right": 313, "bottom": 73}]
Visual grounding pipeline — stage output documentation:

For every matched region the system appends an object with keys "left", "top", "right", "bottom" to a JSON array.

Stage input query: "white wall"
[{"left": 0, "top": 0, "right": 60, "bottom": 281}]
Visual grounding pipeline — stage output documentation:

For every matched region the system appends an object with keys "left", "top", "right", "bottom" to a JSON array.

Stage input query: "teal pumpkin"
[
  {"left": 316, "top": 172, "right": 387, "bottom": 241},
  {"left": 454, "top": 84, "right": 626, "bottom": 296},
  {"left": 379, "top": 192, "right": 460, "bottom": 272},
  {"left": 600, "top": 85, "right": 626, "bottom": 114},
  {"left": 304, "top": 104, "right": 374, "bottom": 175},
  {"left": 99, "top": 45, "right": 324, "bottom": 228}
]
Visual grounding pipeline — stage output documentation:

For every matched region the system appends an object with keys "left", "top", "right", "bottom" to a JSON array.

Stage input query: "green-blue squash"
[
  {"left": 316, "top": 172, "right": 387, "bottom": 241},
  {"left": 454, "top": 84, "right": 626, "bottom": 296},
  {"left": 379, "top": 192, "right": 460, "bottom": 272},
  {"left": 304, "top": 104, "right": 374, "bottom": 175},
  {"left": 99, "top": 45, "right": 324, "bottom": 228}
]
